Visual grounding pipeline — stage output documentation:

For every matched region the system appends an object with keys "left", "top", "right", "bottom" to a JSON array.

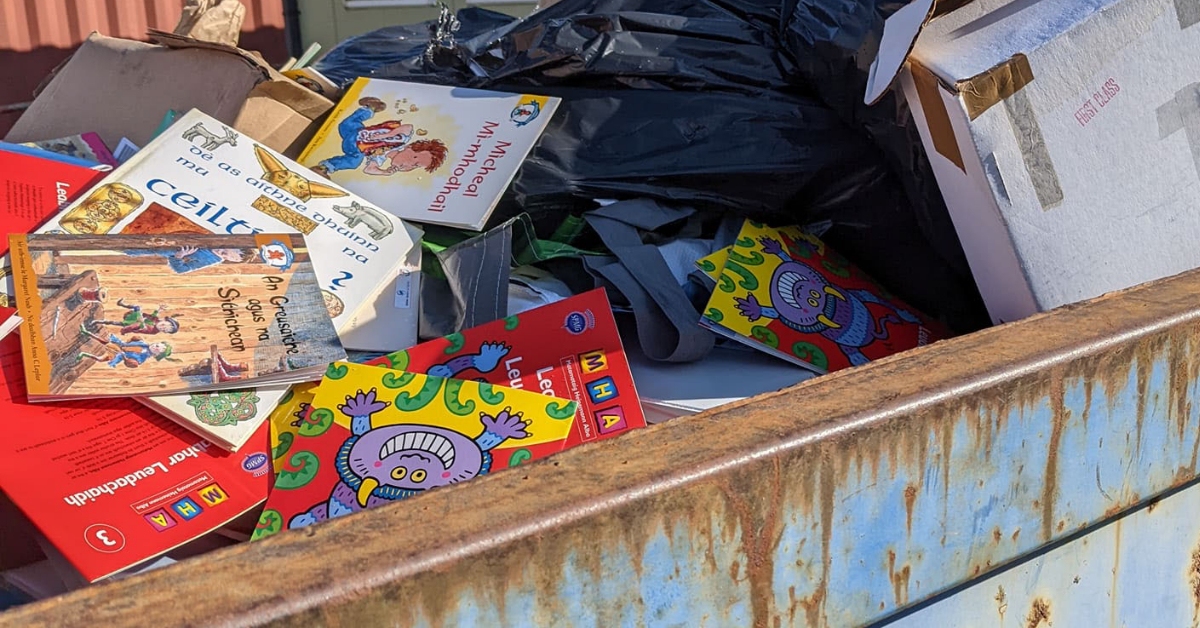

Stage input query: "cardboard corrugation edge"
[{"left": 956, "top": 53, "right": 1035, "bottom": 120}]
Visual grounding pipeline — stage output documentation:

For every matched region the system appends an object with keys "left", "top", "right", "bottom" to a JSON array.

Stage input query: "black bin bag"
[{"left": 313, "top": 0, "right": 990, "bottom": 337}]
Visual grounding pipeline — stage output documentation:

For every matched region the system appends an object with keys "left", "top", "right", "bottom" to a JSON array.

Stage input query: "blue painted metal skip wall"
[
  {"left": 8, "top": 271, "right": 1200, "bottom": 627},
  {"left": 364, "top": 336, "right": 1200, "bottom": 627}
]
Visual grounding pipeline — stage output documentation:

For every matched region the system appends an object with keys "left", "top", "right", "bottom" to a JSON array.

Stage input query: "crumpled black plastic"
[{"left": 313, "top": 1, "right": 990, "bottom": 333}]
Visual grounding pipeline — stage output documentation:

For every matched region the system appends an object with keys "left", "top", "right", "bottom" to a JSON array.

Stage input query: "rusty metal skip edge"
[{"left": 7, "top": 264, "right": 1200, "bottom": 626}]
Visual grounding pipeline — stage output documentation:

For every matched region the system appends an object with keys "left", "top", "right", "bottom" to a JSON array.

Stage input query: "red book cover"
[
  {"left": 0, "top": 333, "right": 271, "bottom": 582},
  {"left": 365, "top": 288, "right": 648, "bottom": 447},
  {"left": 0, "top": 149, "right": 105, "bottom": 259}
]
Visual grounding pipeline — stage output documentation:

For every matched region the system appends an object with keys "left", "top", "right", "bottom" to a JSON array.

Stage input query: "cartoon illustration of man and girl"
[
  {"left": 87, "top": 299, "right": 178, "bottom": 335},
  {"left": 310, "top": 97, "right": 449, "bottom": 179},
  {"left": 76, "top": 325, "right": 178, "bottom": 369},
  {"left": 124, "top": 245, "right": 258, "bottom": 274},
  {"left": 76, "top": 298, "right": 181, "bottom": 369}
]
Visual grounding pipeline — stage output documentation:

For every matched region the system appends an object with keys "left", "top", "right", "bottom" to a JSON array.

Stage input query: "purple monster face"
[
  {"left": 348, "top": 424, "right": 484, "bottom": 493},
  {"left": 769, "top": 260, "right": 840, "bottom": 328}
]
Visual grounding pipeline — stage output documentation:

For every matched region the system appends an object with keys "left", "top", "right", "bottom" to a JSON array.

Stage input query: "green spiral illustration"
[
  {"left": 706, "top": 308, "right": 724, "bottom": 323},
  {"left": 443, "top": 332, "right": 465, "bottom": 355},
  {"left": 508, "top": 449, "right": 533, "bottom": 467},
  {"left": 728, "top": 249, "right": 764, "bottom": 266},
  {"left": 822, "top": 259, "right": 851, "bottom": 278},
  {"left": 546, "top": 400, "right": 576, "bottom": 420},
  {"left": 325, "top": 362, "right": 349, "bottom": 380},
  {"left": 275, "top": 451, "right": 320, "bottom": 490},
  {"left": 250, "top": 509, "right": 283, "bottom": 541},
  {"left": 272, "top": 432, "right": 294, "bottom": 461},
  {"left": 718, "top": 274, "right": 736, "bottom": 293},
  {"left": 382, "top": 371, "right": 415, "bottom": 389},
  {"left": 792, "top": 342, "right": 829, "bottom": 371},
  {"left": 478, "top": 382, "right": 505, "bottom": 405},
  {"left": 723, "top": 260, "right": 759, "bottom": 291},
  {"left": 504, "top": 316, "right": 520, "bottom": 331},
  {"left": 279, "top": 388, "right": 295, "bottom": 405},
  {"left": 395, "top": 376, "right": 443, "bottom": 412},
  {"left": 698, "top": 259, "right": 717, "bottom": 273},
  {"left": 384, "top": 350, "right": 410, "bottom": 371},
  {"left": 751, "top": 325, "right": 780, "bottom": 349},
  {"left": 737, "top": 235, "right": 755, "bottom": 248},
  {"left": 299, "top": 408, "right": 334, "bottom": 437},
  {"left": 443, "top": 378, "right": 476, "bottom": 416}
]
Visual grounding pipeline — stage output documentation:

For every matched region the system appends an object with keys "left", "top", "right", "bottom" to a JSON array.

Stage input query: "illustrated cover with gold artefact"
[
  {"left": 700, "top": 220, "right": 947, "bottom": 374},
  {"left": 10, "top": 233, "right": 345, "bottom": 402},
  {"left": 300, "top": 77, "right": 560, "bottom": 231},
  {"left": 31, "top": 109, "right": 421, "bottom": 450}
]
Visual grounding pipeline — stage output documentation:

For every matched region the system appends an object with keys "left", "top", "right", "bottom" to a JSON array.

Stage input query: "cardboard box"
[
  {"left": 5, "top": 31, "right": 333, "bottom": 158},
  {"left": 872, "top": 0, "right": 1200, "bottom": 324}
]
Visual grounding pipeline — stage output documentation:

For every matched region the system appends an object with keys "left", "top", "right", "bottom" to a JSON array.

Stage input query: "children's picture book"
[
  {"left": 36, "top": 108, "right": 420, "bottom": 450},
  {"left": 20, "top": 133, "right": 118, "bottom": 167},
  {"left": 299, "top": 77, "right": 561, "bottom": 231},
  {"left": 251, "top": 363, "right": 576, "bottom": 540},
  {"left": 0, "top": 142, "right": 112, "bottom": 172},
  {"left": 0, "top": 307, "right": 21, "bottom": 342},
  {"left": 112, "top": 138, "right": 140, "bottom": 164},
  {"left": 695, "top": 247, "right": 729, "bottom": 284},
  {"left": 0, "top": 332, "right": 272, "bottom": 582},
  {"left": 0, "top": 148, "right": 107, "bottom": 307},
  {"left": 10, "top": 233, "right": 345, "bottom": 401},
  {"left": 267, "top": 382, "right": 320, "bottom": 475},
  {"left": 364, "top": 288, "right": 647, "bottom": 448},
  {"left": 700, "top": 220, "right": 947, "bottom": 374}
]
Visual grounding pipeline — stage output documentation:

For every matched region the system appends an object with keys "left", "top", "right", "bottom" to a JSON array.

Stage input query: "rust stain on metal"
[
  {"left": 993, "top": 527, "right": 1003, "bottom": 544},
  {"left": 1026, "top": 598, "right": 1052, "bottom": 628},
  {"left": 717, "top": 457, "right": 786, "bottom": 628},
  {"left": 1012, "top": 528, "right": 1021, "bottom": 543},
  {"left": 886, "top": 550, "right": 912, "bottom": 607},
  {"left": 796, "top": 453, "right": 837, "bottom": 628},
  {"left": 995, "top": 585, "right": 1008, "bottom": 621},
  {"left": 13, "top": 267, "right": 1200, "bottom": 627},
  {"left": 904, "top": 484, "right": 918, "bottom": 536},
  {"left": 1082, "top": 378, "right": 1094, "bottom": 428},
  {"left": 1043, "top": 375, "right": 1066, "bottom": 541},
  {"left": 1189, "top": 544, "right": 1200, "bottom": 627},
  {"left": 1135, "top": 350, "right": 1152, "bottom": 453},
  {"left": 939, "top": 416, "right": 954, "bottom": 544},
  {"left": 1169, "top": 333, "right": 1190, "bottom": 440}
]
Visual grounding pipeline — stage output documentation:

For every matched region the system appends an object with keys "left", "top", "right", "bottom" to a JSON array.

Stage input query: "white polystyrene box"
[{"left": 896, "top": 0, "right": 1200, "bottom": 323}]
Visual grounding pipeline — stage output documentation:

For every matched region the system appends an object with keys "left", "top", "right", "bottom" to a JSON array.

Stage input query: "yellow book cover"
[
  {"left": 251, "top": 362, "right": 576, "bottom": 538},
  {"left": 695, "top": 247, "right": 731, "bottom": 283},
  {"left": 267, "top": 382, "right": 319, "bottom": 475},
  {"left": 701, "top": 220, "right": 947, "bottom": 373}
]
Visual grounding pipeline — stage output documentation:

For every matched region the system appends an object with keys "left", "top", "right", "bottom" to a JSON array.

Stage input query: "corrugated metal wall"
[{"left": 0, "top": 0, "right": 288, "bottom": 137}]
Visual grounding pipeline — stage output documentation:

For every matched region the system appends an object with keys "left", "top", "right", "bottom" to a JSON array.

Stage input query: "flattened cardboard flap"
[
  {"left": 864, "top": 0, "right": 983, "bottom": 105},
  {"left": 5, "top": 33, "right": 262, "bottom": 149},
  {"left": 6, "top": 32, "right": 333, "bottom": 158},
  {"left": 866, "top": 0, "right": 936, "bottom": 105}
]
